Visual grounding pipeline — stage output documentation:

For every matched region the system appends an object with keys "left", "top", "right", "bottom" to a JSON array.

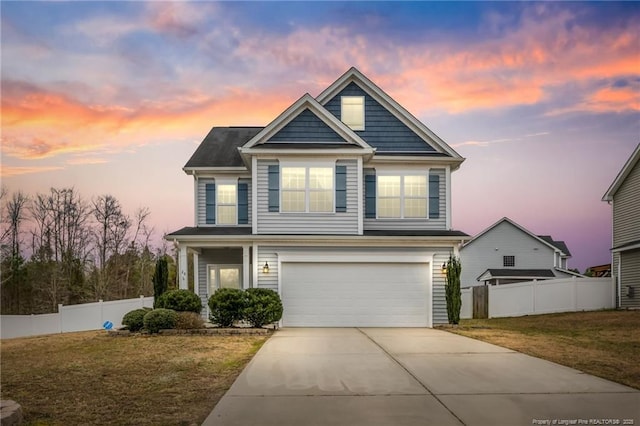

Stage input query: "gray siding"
[
  {"left": 256, "top": 159, "right": 359, "bottom": 234},
  {"left": 613, "top": 160, "right": 640, "bottom": 248},
  {"left": 459, "top": 221, "right": 557, "bottom": 288},
  {"left": 363, "top": 168, "right": 447, "bottom": 231},
  {"left": 196, "top": 178, "right": 252, "bottom": 227},
  {"left": 268, "top": 109, "right": 346, "bottom": 143},
  {"left": 324, "top": 82, "right": 436, "bottom": 153},
  {"left": 620, "top": 249, "right": 640, "bottom": 309},
  {"left": 255, "top": 245, "right": 452, "bottom": 325}
]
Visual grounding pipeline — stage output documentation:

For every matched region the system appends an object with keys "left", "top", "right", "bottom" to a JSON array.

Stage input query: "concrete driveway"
[{"left": 203, "top": 328, "right": 639, "bottom": 426}]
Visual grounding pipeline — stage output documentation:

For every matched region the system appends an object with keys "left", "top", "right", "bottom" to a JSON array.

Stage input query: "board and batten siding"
[
  {"left": 613, "top": 160, "right": 640, "bottom": 248},
  {"left": 256, "top": 159, "right": 359, "bottom": 234},
  {"left": 255, "top": 245, "right": 451, "bottom": 325},
  {"left": 323, "top": 82, "right": 436, "bottom": 153},
  {"left": 195, "top": 178, "right": 252, "bottom": 226},
  {"left": 363, "top": 168, "right": 447, "bottom": 231},
  {"left": 459, "top": 220, "right": 556, "bottom": 288}
]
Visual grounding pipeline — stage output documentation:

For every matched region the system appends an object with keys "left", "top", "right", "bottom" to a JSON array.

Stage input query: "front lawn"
[
  {"left": 1, "top": 331, "right": 268, "bottom": 425},
  {"left": 445, "top": 310, "right": 640, "bottom": 389}
]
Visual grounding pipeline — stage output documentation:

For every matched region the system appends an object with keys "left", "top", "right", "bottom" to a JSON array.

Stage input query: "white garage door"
[{"left": 281, "top": 262, "right": 430, "bottom": 327}]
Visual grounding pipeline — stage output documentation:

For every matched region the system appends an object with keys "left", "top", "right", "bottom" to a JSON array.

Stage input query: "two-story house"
[
  {"left": 603, "top": 143, "right": 640, "bottom": 308},
  {"left": 459, "top": 217, "right": 580, "bottom": 287},
  {"left": 166, "top": 68, "right": 468, "bottom": 327}
]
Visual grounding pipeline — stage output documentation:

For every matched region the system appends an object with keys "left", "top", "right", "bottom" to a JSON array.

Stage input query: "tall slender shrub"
[
  {"left": 153, "top": 256, "right": 169, "bottom": 308},
  {"left": 445, "top": 255, "right": 462, "bottom": 325}
]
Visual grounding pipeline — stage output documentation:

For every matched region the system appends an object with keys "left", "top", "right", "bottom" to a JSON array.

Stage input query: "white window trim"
[
  {"left": 376, "top": 171, "right": 429, "bottom": 219},
  {"left": 216, "top": 178, "right": 238, "bottom": 226},
  {"left": 280, "top": 162, "right": 335, "bottom": 214},
  {"left": 341, "top": 96, "right": 365, "bottom": 131}
]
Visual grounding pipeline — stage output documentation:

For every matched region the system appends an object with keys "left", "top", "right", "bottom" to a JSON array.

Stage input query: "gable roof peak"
[{"left": 603, "top": 142, "right": 640, "bottom": 201}]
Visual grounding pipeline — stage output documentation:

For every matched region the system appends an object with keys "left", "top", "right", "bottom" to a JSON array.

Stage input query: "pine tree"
[
  {"left": 152, "top": 256, "right": 169, "bottom": 308},
  {"left": 445, "top": 255, "right": 462, "bottom": 324}
]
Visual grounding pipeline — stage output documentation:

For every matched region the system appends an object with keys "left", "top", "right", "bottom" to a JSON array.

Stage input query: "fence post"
[
  {"left": 572, "top": 276, "right": 577, "bottom": 311},
  {"left": 58, "top": 304, "right": 64, "bottom": 333},
  {"left": 30, "top": 314, "right": 35, "bottom": 337},
  {"left": 140, "top": 295, "right": 144, "bottom": 308},
  {"left": 532, "top": 281, "right": 536, "bottom": 314},
  {"left": 99, "top": 299, "right": 104, "bottom": 326}
]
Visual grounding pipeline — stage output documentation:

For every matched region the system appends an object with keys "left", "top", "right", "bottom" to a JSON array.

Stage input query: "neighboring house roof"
[
  {"left": 537, "top": 235, "right": 572, "bottom": 257},
  {"left": 462, "top": 217, "right": 571, "bottom": 257},
  {"left": 612, "top": 238, "right": 640, "bottom": 253},
  {"left": 554, "top": 267, "right": 585, "bottom": 277},
  {"left": 603, "top": 142, "right": 640, "bottom": 201},
  {"left": 477, "top": 268, "right": 556, "bottom": 281},
  {"left": 184, "top": 127, "right": 263, "bottom": 169}
]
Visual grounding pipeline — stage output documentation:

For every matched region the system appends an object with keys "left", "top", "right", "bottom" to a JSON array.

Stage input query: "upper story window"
[
  {"left": 341, "top": 96, "right": 365, "bottom": 130},
  {"left": 377, "top": 175, "right": 427, "bottom": 219},
  {"left": 282, "top": 166, "right": 334, "bottom": 213},
  {"left": 217, "top": 184, "right": 237, "bottom": 225},
  {"left": 503, "top": 255, "right": 515, "bottom": 267}
]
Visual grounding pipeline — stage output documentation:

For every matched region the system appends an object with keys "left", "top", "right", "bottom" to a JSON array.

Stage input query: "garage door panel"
[{"left": 281, "top": 262, "right": 429, "bottom": 327}]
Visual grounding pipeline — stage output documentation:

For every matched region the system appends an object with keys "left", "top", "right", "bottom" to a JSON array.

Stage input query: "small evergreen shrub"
[
  {"left": 156, "top": 289, "right": 202, "bottom": 313},
  {"left": 122, "top": 308, "right": 147, "bottom": 332},
  {"left": 175, "top": 311, "right": 205, "bottom": 329},
  {"left": 242, "top": 288, "right": 283, "bottom": 328},
  {"left": 143, "top": 308, "right": 177, "bottom": 333},
  {"left": 208, "top": 288, "right": 245, "bottom": 327}
]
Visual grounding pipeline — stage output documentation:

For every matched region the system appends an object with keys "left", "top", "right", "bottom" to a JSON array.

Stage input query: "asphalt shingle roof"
[
  {"left": 184, "top": 127, "right": 263, "bottom": 168},
  {"left": 485, "top": 269, "right": 556, "bottom": 278},
  {"left": 537, "top": 235, "right": 572, "bottom": 256}
]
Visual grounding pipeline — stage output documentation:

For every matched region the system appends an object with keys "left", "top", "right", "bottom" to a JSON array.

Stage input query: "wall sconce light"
[
  {"left": 263, "top": 262, "right": 270, "bottom": 274},
  {"left": 441, "top": 262, "right": 448, "bottom": 275}
]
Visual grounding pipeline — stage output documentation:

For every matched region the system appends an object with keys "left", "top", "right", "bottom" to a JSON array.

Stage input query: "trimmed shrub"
[
  {"left": 143, "top": 308, "right": 177, "bottom": 333},
  {"left": 208, "top": 288, "right": 245, "bottom": 327},
  {"left": 156, "top": 289, "right": 202, "bottom": 313},
  {"left": 175, "top": 311, "right": 205, "bottom": 330},
  {"left": 122, "top": 308, "right": 148, "bottom": 332},
  {"left": 242, "top": 288, "right": 283, "bottom": 328}
]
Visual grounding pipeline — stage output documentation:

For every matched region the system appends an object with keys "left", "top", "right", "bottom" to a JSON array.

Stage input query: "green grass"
[
  {"left": 1, "top": 331, "right": 268, "bottom": 425},
  {"left": 444, "top": 310, "right": 640, "bottom": 389}
]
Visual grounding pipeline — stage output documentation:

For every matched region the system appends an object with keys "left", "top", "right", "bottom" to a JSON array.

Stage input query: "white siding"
[
  {"left": 363, "top": 168, "right": 447, "bottom": 231},
  {"left": 620, "top": 249, "right": 640, "bottom": 309},
  {"left": 256, "top": 159, "right": 359, "bottom": 234},
  {"left": 195, "top": 177, "right": 252, "bottom": 227},
  {"left": 613, "top": 160, "right": 640, "bottom": 248},
  {"left": 460, "top": 220, "right": 557, "bottom": 287}
]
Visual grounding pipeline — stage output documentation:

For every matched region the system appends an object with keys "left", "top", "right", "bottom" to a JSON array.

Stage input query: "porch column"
[
  {"left": 193, "top": 252, "right": 199, "bottom": 294},
  {"left": 243, "top": 245, "right": 250, "bottom": 289},
  {"left": 178, "top": 245, "right": 188, "bottom": 290}
]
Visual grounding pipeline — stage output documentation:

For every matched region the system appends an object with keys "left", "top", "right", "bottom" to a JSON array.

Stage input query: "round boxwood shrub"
[
  {"left": 156, "top": 289, "right": 202, "bottom": 313},
  {"left": 175, "top": 311, "right": 205, "bottom": 330},
  {"left": 242, "top": 288, "right": 283, "bottom": 328},
  {"left": 143, "top": 308, "right": 177, "bottom": 333},
  {"left": 122, "top": 308, "right": 148, "bottom": 332},
  {"left": 208, "top": 288, "right": 245, "bottom": 327}
]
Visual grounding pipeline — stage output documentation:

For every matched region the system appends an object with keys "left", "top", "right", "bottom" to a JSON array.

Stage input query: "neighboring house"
[
  {"left": 166, "top": 68, "right": 468, "bottom": 327},
  {"left": 585, "top": 263, "right": 612, "bottom": 278},
  {"left": 459, "top": 217, "right": 581, "bottom": 287},
  {"left": 603, "top": 143, "right": 640, "bottom": 309}
]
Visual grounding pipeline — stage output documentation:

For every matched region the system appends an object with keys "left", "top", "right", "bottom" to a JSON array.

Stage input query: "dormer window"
[{"left": 341, "top": 96, "right": 364, "bottom": 130}]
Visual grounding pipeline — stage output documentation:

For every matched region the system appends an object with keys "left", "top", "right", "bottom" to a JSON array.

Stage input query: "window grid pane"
[
  {"left": 282, "top": 167, "right": 306, "bottom": 189},
  {"left": 404, "top": 198, "right": 427, "bottom": 218},
  {"left": 309, "top": 168, "right": 333, "bottom": 189},
  {"left": 217, "top": 185, "right": 236, "bottom": 204},
  {"left": 378, "top": 198, "right": 401, "bottom": 218},
  {"left": 404, "top": 176, "right": 427, "bottom": 197},
  {"left": 282, "top": 190, "right": 305, "bottom": 212},
  {"left": 218, "top": 205, "right": 237, "bottom": 224},
  {"left": 309, "top": 190, "right": 333, "bottom": 213},
  {"left": 378, "top": 176, "right": 400, "bottom": 197}
]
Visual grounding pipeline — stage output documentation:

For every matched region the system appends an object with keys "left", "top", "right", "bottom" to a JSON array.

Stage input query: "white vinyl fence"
[
  {"left": 1, "top": 296, "right": 154, "bottom": 339},
  {"left": 488, "top": 277, "right": 614, "bottom": 318},
  {"left": 461, "top": 288, "right": 472, "bottom": 319}
]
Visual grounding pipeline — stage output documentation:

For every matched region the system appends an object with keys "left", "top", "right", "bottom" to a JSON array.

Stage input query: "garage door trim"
[{"left": 277, "top": 251, "right": 435, "bottom": 327}]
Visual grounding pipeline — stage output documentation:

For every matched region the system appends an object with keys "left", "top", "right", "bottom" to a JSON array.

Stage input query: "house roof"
[
  {"left": 612, "top": 238, "right": 640, "bottom": 253},
  {"left": 477, "top": 268, "right": 556, "bottom": 281},
  {"left": 184, "top": 127, "right": 263, "bottom": 169},
  {"left": 166, "top": 227, "right": 468, "bottom": 239},
  {"left": 603, "top": 142, "right": 640, "bottom": 201},
  {"left": 537, "top": 235, "right": 572, "bottom": 257},
  {"left": 462, "top": 217, "right": 571, "bottom": 257}
]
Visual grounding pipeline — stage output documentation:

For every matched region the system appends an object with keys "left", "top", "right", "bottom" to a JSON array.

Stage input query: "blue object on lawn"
[{"left": 103, "top": 321, "right": 113, "bottom": 330}]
